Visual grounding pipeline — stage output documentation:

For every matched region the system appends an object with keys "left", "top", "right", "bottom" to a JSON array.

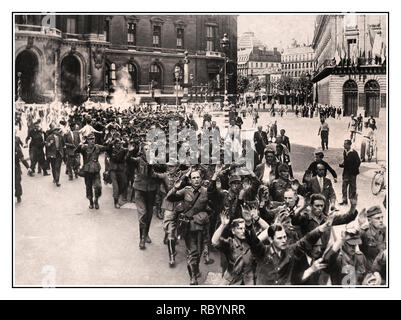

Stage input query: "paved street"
[{"left": 14, "top": 110, "right": 387, "bottom": 286}]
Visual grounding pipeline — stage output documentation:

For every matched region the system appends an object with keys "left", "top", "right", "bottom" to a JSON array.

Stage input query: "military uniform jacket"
[
  {"left": 328, "top": 250, "right": 368, "bottom": 285},
  {"left": 26, "top": 128, "right": 45, "bottom": 148},
  {"left": 130, "top": 156, "right": 158, "bottom": 192},
  {"left": 152, "top": 166, "right": 183, "bottom": 211},
  {"left": 292, "top": 207, "right": 358, "bottom": 241},
  {"left": 107, "top": 145, "right": 128, "bottom": 171},
  {"left": 247, "top": 227, "right": 322, "bottom": 285},
  {"left": 46, "top": 131, "right": 65, "bottom": 159},
  {"left": 360, "top": 226, "right": 386, "bottom": 270},
  {"left": 76, "top": 144, "right": 106, "bottom": 173},
  {"left": 167, "top": 185, "right": 208, "bottom": 219},
  {"left": 64, "top": 131, "right": 81, "bottom": 156},
  {"left": 216, "top": 236, "right": 255, "bottom": 285},
  {"left": 207, "top": 180, "right": 242, "bottom": 220}
]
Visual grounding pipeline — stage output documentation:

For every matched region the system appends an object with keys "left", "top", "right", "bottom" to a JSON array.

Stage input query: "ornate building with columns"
[
  {"left": 14, "top": 14, "right": 237, "bottom": 105},
  {"left": 311, "top": 14, "right": 387, "bottom": 117}
]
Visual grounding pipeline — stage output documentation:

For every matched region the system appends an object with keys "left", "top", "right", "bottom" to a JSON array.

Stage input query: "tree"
[
  {"left": 248, "top": 77, "right": 261, "bottom": 92},
  {"left": 237, "top": 75, "right": 249, "bottom": 94},
  {"left": 297, "top": 75, "right": 313, "bottom": 104},
  {"left": 277, "top": 76, "right": 294, "bottom": 105}
]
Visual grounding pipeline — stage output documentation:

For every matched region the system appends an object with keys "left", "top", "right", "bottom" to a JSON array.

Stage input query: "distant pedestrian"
[{"left": 318, "top": 118, "right": 329, "bottom": 150}]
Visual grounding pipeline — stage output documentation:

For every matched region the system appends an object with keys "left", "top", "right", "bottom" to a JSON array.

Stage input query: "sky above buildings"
[{"left": 238, "top": 14, "right": 317, "bottom": 50}]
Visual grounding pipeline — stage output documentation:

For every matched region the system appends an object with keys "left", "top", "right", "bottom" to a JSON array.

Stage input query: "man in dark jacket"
[
  {"left": 167, "top": 169, "right": 210, "bottom": 285},
  {"left": 307, "top": 152, "right": 337, "bottom": 182},
  {"left": 15, "top": 132, "right": 30, "bottom": 203},
  {"left": 339, "top": 140, "right": 361, "bottom": 205},
  {"left": 129, "top": 143, "right": 159, "bottom": 250},
  {"left": 254, "top": 126, "right": 268, "bottom": 163},
  {"left": 75, "top": 133, "right": 107, "bottom": 209},
  {"left": 25, "top": 120, "right": 49, "bottom": 176},
  {"left": 246, "top": 218, "right": 333, "bottom": 285},
  {"left": 106, "top": 138, "right": 128, "bottom": 208},
  {"left": 45, "top": 126, "right": 64, "bottom": 187},
  {"left": 64, "top": 124, "right": 81, "bottom": 180}
]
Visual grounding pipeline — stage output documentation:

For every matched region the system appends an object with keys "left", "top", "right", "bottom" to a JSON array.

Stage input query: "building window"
[
  {"left": 149, "top": 63, "right": 161, "bottom": 89},
  {"left": 206, "top": 26, "right": 215, "bottom": 51},
  {"left": 176, "top": 28, "right": 184, "bottom": 48},
  {"left": 128, "top": 63, "right": 137, "bottom": 90},
  {"left": 104, "top": 19, "right": 110, "bottom": 41},
  {"left": 128, "top": 23, "right": 136, "bottom": 45},
  {"left": 153, "top": 25, "right": 161, "bottom": 47},
  {"left": 66, "top": 17, "right": 76, "bottom": 34}
]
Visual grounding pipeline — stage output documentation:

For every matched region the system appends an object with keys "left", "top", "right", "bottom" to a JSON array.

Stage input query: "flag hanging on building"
[
  {"left": 380, "top": 41, "right": 386, "bottom": 62},
  {"left": 372, "top": 32, "right": 382, "bottom": 58}
]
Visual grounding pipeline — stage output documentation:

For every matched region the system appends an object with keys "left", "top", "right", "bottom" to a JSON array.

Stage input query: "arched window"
[
  {"left": 149, "top": 63, "right": 162, "bottom": 89},
  {"left": 128, "top": 62, "right": 138, "bottom": 90}
]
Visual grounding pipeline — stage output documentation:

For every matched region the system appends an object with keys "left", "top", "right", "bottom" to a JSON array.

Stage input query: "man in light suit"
[
  {"left": 254, "top": 148, "right": 279, "bottom": 187},
  {"left": 308, "top": 163, "right": 336, "bottom": 213}
]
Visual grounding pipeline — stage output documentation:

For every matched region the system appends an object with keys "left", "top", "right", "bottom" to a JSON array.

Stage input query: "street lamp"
[
  {"left": 87, "top": 75, "right": 91, "bottom": 102},
  {"left": 16, "top": 72, "right": 23, "bottom": 103},
  {"left": 220, "top": 33, "right": 230, "bottom": 102},
  {"left": 174, "top": 65, "right": 182, "bottom": 109}
]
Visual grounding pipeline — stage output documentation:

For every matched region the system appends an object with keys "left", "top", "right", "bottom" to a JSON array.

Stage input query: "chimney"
[{"left": 274, "top": 47, "right": 277, "bottom": 54}]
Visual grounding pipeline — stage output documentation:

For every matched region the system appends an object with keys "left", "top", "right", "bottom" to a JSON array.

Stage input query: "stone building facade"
[
  {"left": 281, "top": 44, "right": 314, "bottom": 78},
  {"left": 14, "top": 14, "right": 237, "bottom": 104},
  {"left": 311, "top": 14, "right": 387, "bottom": 117}
]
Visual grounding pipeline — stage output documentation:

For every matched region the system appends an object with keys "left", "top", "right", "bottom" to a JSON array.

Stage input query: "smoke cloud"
[{"left": 110, "top": 65, "right": 141, "bottom": 109}]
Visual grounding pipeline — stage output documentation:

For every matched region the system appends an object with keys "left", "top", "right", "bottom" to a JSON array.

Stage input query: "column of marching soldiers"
[{"left": 14, "top": 101, "right": 385, "bottom": 286}]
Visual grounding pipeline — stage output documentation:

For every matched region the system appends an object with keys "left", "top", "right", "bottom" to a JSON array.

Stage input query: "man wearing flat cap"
[{"left": 360, "top": 205, "right": 386, "bottom": 271}]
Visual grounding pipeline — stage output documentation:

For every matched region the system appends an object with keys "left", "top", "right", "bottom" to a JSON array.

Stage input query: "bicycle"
[
  {"left": 371, "top": 164, "right": 386, "bottom": 196},
  {"left": 366, "top": 137, "right": 376, "bottom": 163}
]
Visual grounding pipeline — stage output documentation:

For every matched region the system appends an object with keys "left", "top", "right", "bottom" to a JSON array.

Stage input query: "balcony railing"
[
  {"left": 15, "top": 24, "right": 62, "bottom": 37},
  {"left": 313, "top": 56, "right": 385, "bottom": 77}
]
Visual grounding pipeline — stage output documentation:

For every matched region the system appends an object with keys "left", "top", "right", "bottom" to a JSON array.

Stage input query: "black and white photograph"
[{"left": 12, "top": 12, "right": 388, "bottom": 288}]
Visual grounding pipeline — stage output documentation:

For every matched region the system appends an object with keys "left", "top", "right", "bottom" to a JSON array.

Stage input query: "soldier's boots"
[
  {"left": 94, "top": 197, "right": 99, "bottom": 210},
  {"left": 168, "top": 239, "right": 176, "bottom": 268},
  {"left": 145, "top": 234, "right": 152, "bottom": 243},
  {"left": 194, "top": 262, "right": 202, "bottom": 280},
  {"left": 163, "top": 233, "right": 168, "bottom": 245},
  {"left": 139, "top": 227, "right": 146, "bottom": 250},
  {"left": 43, "top": 170, "right": 50, "bottom": 176},
  {"left": 145, "top": 226, "right": 152, "bottom": 243},
  {"left": 114, "top": 198, "right": 120, "bottom": 209},
  {"left": 89, "top": 198, "right": 94, "bottom": 209},
  {"left": 187, "top": 264, "right": 198, "bottom": 285},
  {"left": 153, "top": 206, "right": 163, "bottom": 220},
  {"left": 203, "top": 245, "right": 215, "bottom": 265}
]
